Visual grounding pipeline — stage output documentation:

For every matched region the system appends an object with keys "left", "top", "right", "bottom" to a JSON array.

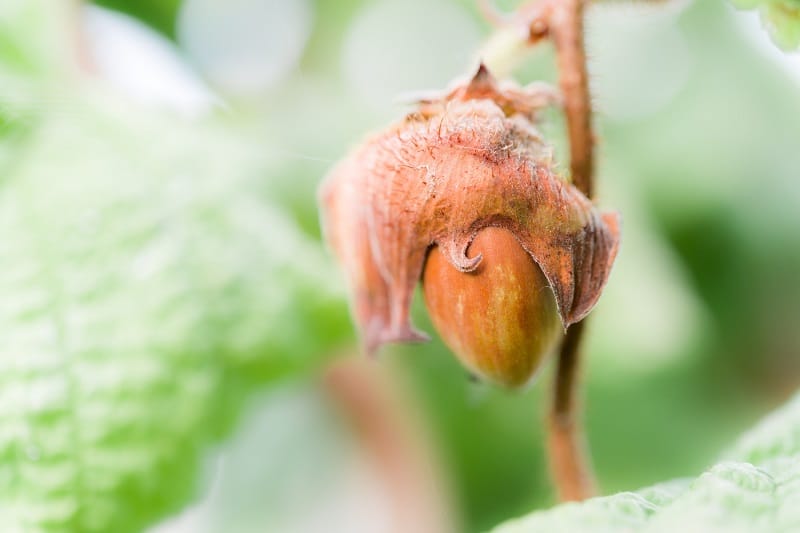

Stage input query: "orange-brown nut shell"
[{"left": 423, "top": 227, "right": 561, "bottom": 388}]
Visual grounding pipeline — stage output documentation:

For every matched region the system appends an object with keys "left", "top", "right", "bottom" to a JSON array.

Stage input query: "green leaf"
[
  {"left": 91, "top": 0, "right": 182, "bottom": 39},
  {"left": 730, "top": 0, "right": 764, "bottom": 9},
  {"left": 730, "top": 0, "right": 800, "bottom": 50},
  {"left": 0, "top": 3, "right": 351, "bottom": 530},
  {"left": 0, "top": 83, "right": 350, "bottom": 533},
  {"left": 491, "top": 391, "right": 800, "bottom": 532},
  {"left": 761, "top": 1, "right": 800, "bottom": 50}
]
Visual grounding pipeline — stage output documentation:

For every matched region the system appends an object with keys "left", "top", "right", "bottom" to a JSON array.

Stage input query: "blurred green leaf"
[
  {"left": 492, "top": 390, "right": 800, "bottom": 532},
  {"left": 762, "top": 1, "right": 800, "bottom": 49},
  {"left": 730, "top": 0, "right": 764, "bottom": 7},
  {"left": 0, "top": 1, "right": 352, "bottom": 528},
  {"left": 0, "top": 0, "right": 75, "bottom": 122},
  {"left": 92, "top": 0, "right": 182, "bottom": 39},
  {"left": 0, "top": 87, "right": 350, "bottom": 531},
  {"left": 0, "top": 88, "right": 351, "bottom": 531},
  {"left": 731, "top": 0, "right": 800, "bottom": 50}
]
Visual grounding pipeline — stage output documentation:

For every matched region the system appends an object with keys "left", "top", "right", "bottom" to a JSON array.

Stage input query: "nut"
[{"left": 423, "top": 226, "right": 561, "bottom": 387}]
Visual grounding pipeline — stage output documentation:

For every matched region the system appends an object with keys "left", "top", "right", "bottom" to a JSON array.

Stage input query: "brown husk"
[{"left": 320, "top": 66, "right": 620, "bottom": 354}]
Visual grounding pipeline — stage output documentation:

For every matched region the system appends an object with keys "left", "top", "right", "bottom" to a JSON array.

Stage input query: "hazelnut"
[
  {"left": 319, "top": 65, "right": 619, "bottom": 385},
  {"left": 423, "top": 226, "right": 561, "bottom": 387}
]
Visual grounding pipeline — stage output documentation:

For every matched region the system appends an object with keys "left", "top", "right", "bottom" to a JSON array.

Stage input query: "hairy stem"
[
  {"left": 486, "top": 0, "right": 598, "bottom": 500},
  {"left": 549, "top": 321, "right": 596, "bottom": 500},
  {"left": 550, "top": 0, "right": 594, "bottom": 198},
  {"left": 547, "top": 0, "right": 596, "bottom": 501}
]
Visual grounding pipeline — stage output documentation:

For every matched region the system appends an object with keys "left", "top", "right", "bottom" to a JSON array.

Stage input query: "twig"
[
  {"left": 324, "top": 356, "right": 457, "bottom": 533},
  {"left": 549, "top": 321, "right": 596, "bottom": 500},
  {"left": 495, "top": 0, "right": 597, "bottom": 501},
  {"left": 547, "top": 0, "right": 596, "bottom": 502},
  {"left": 550, "top": 0, "right": 594, "bottom": 199},
  {"left": 68, "top": 0, "right": 94, "bottom": 74}
]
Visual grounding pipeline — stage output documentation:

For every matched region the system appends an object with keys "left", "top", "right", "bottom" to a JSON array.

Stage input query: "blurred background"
[{"left": 0, "top": 0, "right": 799, "bottom": 532}]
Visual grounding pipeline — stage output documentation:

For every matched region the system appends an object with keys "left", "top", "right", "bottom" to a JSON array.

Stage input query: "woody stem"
[
  {"left": 550, "top": 0, "right": 594, "bottom": 198},
  {"left": 549, "top": 320, "right": 595, "bottom": 500},
  {"left": 481, "top": 0, "right": 600, "bottom": 502},
  {"left": 547, "top": 0, "right": 596, "bottom": 501}
]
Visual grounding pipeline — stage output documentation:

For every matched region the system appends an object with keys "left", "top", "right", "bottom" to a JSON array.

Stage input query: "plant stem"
[
  {"left": 547, "top": 0, "right": 596, "bottom": 501},
  {"left": 550, "top": 0, "right": 594, "bottom": 199},
  {"left": 549, "top": 321, "right": 596, "bottom": 500},
  {"left": 487, "top": 0, "right": 597, "bottom": 500},
  {"left": 482, "top": 0, "right": 601, "bottom": 502},
  {"left": 324, "top": 356, "right": 458, "bottom": 533},
  {"left": 68, "top": 0, "right": 94, "bottom": 74}
]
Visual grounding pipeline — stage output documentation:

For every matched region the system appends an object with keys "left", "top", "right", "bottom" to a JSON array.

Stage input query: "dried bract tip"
[{"left": 320, "top": 66, "right": 619, "bottom": 371}]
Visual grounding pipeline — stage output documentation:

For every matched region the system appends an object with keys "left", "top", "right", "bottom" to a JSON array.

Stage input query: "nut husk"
[{"left": 319, "top": 65, "right": 619, "bottom": 374}]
